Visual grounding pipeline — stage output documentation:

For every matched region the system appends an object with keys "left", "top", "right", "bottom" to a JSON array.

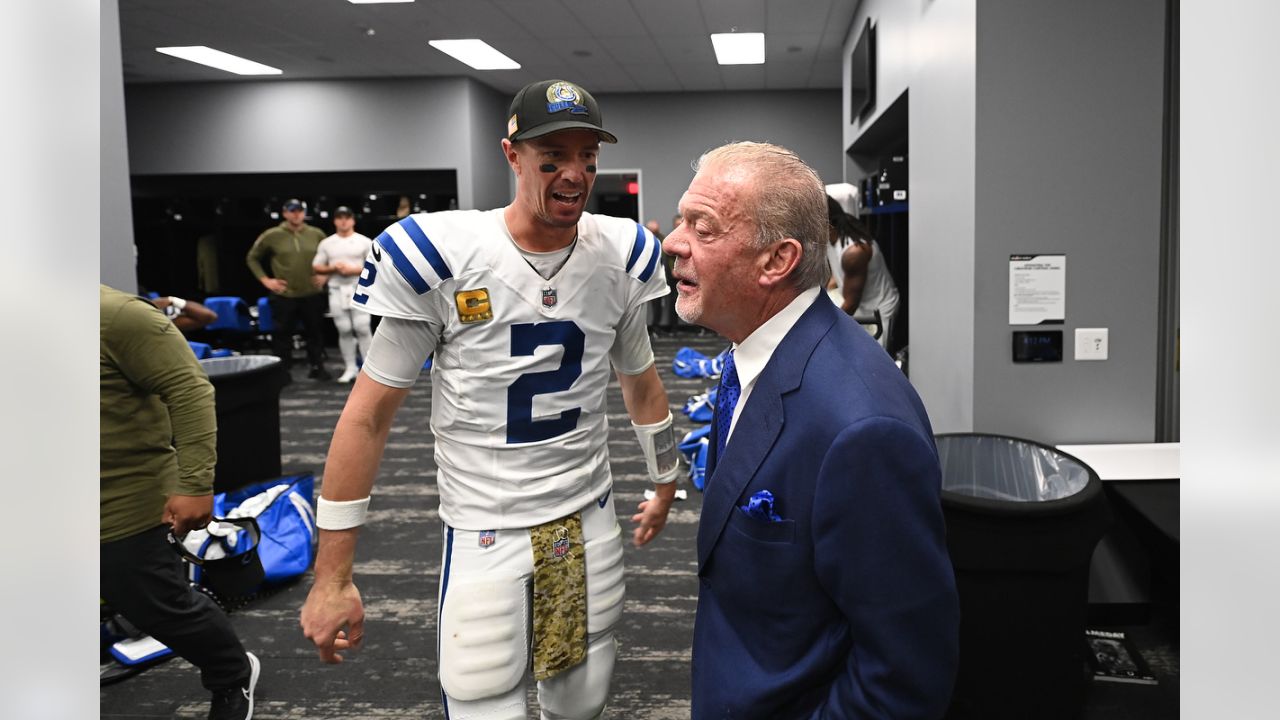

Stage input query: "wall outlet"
[{"left": 1075, "top": 328, "right": 1109, "bottom": 361}]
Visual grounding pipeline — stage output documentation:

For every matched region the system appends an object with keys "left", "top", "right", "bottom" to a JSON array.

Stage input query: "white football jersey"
[{"left": 355, "top": 209, "right": 668, "bottom": 530}]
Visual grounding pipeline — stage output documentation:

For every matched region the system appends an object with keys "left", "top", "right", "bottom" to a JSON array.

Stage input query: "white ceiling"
[{"left": 118, "top": 0, "right": 860, "bottom": 94}]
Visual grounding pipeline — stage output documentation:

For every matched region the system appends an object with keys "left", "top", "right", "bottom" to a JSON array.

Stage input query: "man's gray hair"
[{"left": 694, "top": 141, "right": 829, "bottom": 290}]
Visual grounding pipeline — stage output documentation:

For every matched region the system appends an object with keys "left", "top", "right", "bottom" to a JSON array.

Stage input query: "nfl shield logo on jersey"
[
  {"left": 541, "top": 287, "right": 558, "bottom": 308},
  {"left": 478, "top": 530, "right": 496, "bottom": 548},
  {"left": 552, "top": 535, "right": 570, "bottom": 559}
]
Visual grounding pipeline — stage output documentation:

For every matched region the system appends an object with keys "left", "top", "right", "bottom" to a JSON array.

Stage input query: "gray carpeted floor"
[{"left": 101, "top": 329, "right": 1178, "bottom": 719}]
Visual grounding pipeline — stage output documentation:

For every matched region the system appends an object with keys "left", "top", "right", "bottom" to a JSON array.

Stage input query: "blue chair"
[
  {"left": 202, "top": 297, "right": 254, "bottom": 333},
  {"left": 254, "top": 297, "right": 274, "bottom": 333}
]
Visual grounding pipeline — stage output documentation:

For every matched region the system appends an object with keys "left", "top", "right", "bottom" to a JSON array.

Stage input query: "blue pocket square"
[{"left": 739, "top": 490, "right": 784, "bottom": 522}]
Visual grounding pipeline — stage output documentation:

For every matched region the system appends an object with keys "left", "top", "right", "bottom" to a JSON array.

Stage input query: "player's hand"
[
  {"left": 300, "top": 578, "right": 365, "bottom": 664},
  {"left": 631, "top": 484, "right": 676, "bottom": 547},
  {"left": 163, "top": 494, "right": 213, "bottom": 536},
  {"left": 261, "top": 277, "right": 288, "bottom": 294},
  {"left": 335, "top": 261, "right": 360, "bottom": 276}
]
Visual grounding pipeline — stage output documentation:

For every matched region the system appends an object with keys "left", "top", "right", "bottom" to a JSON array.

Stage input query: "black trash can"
[
  {"left": 937, "top": 433, "right": 1111, "bottom": 720},
  {"left": 199, "top": 355, "right": 289, "bottom": 493}
]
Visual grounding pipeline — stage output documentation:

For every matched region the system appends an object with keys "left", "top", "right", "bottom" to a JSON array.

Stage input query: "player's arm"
[
  {"left": 247, "top": 232, "right": 288, "bottom": 294},
  {"left": 149, "top": 296, "right": 219, "bottom": 334},
  {"left": 301, "top": 375, "right": 409, "bottom": 664},
  {"left": 617, "top": 366, "right": 679, "bottom": 547},
  {"left": 611, "top": 298, "right": 679, "bottom": 547},
  {"left": 839, "top": 240, "right": 873, "bottom": 315}
]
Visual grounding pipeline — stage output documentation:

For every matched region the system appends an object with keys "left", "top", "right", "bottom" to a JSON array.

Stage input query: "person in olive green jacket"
[
  {"left": 100, "top": 285, "right": 260, "bottom": 719},
  {"left": 246, "top": 198, "right": 332, "bottom": 380}
]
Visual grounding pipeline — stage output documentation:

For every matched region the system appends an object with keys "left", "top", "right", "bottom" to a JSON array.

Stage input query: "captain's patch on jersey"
[{"left": 455, "top": 288, "right": 493, "bottom": 324}]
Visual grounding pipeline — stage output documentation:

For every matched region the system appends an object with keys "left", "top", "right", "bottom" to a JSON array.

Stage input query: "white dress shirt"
[{"left": 725, "top": 286, "right": 821, "bottom": 444}]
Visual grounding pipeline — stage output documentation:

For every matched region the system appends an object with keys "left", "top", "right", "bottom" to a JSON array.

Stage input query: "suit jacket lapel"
[{"left": 695, "top": 293, "right": 840, "bottom": 569}]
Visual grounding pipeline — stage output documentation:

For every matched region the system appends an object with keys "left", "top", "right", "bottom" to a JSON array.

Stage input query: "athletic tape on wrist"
[
  {"left": 633, "top": 412, "right": 680, "bottom": 485},
  {"left": 316, "top": 496, "right": 371, "bottom": 530}
]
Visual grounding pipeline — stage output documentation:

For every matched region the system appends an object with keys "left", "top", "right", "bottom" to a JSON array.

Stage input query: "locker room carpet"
[{"left": 100, "top": 330, "right": 1178, "bottom": 719}]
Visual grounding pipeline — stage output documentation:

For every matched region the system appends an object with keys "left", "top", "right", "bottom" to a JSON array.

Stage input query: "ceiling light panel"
[
  {"left": 428, "top": 39, "right": 520, "bottom": 70},
  {"left": 710, "top": 33, "right": 766, "bottom": 65},
  {"left": 154, "top": 46, "right": 282, "bottom": 75}
]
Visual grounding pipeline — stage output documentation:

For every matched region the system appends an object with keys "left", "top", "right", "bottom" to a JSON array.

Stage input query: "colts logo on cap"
[{"left": 545, "top": 82, "right": 588, "bottom": 115}]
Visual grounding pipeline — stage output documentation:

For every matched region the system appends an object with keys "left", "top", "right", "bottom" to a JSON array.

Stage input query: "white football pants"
[
  {"left": 328, "top": 283, "right": 372, "bottom": 373},
  {"left": 437, "top": 493, "right": 626, "bottom": 720}
]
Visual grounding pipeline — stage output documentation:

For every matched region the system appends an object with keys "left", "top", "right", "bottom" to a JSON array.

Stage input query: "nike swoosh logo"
[
  {"left": 597, "top": 490, "right": 611, "bottom": 508},
  {"left": 371, "top": 243, "right": 382, "bottom": 262}
]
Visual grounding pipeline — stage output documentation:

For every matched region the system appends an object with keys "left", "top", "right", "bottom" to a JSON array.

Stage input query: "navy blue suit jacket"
[{"left": 692, "top": 293, "right": 959, "bottom": 719}]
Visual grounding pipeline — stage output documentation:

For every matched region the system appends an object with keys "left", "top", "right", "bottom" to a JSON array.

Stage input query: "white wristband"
[
  {"left": 316, "top": 496, "right": 371, "bottom": 530},
  {"left": 633, "top": 412, "right": 680, "bottom": 485}
]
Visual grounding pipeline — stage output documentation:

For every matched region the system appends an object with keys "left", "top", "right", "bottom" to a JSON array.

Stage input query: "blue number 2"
[
  {"left": 507, "top": 321, "right": 585, "bottom": 443},
  {"left": 352, "top": 260, "right": 377, "bottom": 305}
]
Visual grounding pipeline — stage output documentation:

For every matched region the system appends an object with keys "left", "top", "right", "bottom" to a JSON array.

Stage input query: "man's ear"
[
  {"left": 502, "top": 139, "right": 519, "bottom": 172},
  {"left": 758, "top": 238, "right": 803, "bottom": 288}
]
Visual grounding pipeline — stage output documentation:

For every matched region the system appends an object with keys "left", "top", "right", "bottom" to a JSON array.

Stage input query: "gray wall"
[
  {"left": 125, "top": 77, "right": 493, "bottom": 205},
  {"left": 843, "top": 0, "right": 1167, "bottom": 443},
  {"left": 597, "top": 90, "right": 843, "bottom": 230},
  {"left": 973, "top": 0, "right": 1166, "bottom": 442},
  {"left": 843, "top": 0, "right": 979, "bottom": 433},
  {"left": 464, "top": 81, "right": 514, "bottom": 212},
  {"left": 122, "top": 83, "right": 841, "bottom": 236},
  {"left": 101, "top": 0, "right": 136, "bottom": 292}
]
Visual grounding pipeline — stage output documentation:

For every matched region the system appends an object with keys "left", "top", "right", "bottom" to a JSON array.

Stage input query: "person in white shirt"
[
  {"left": 299, "top": 79, "right": 680, "bottom": 720},
  {"left": 824, "top": 191, "right": 900, "bottom": 350},
  {"left": 312, "top": 206, "right": 374, "bottom": 383}
]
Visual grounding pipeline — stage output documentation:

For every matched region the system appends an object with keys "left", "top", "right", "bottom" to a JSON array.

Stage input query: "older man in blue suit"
[{"left": 662, "top": 141, "right": 959, "bottom": 719}]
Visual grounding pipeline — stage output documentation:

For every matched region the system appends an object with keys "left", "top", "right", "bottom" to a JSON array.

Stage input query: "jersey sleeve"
[
  {"left": 353, "top": 215, "right": 455, "bottom": 322},
  {"left": 619, "top": 221, "right": 671, "bottom": 310},
  {"left": 608, "top": 301, "right": 655, "bottom": 375},
  {"left": 362, "top": 316, "right": 439, "bottom": 388}
]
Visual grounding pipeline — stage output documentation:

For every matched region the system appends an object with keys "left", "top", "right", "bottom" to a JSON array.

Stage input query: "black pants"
[
  {"left": 100, "top": 525, "right": 249, "bottom": 691},
  {"left": 269, "top": 293, "right": 326, "bottom": 370}
]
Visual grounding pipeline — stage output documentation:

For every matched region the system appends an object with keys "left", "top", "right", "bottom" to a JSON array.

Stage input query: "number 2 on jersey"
[
  {"left": 507, "top": 321, "right": 584, "bottom": 443},
  {"left": 352, "top": 260, "right": 377, "bottom": 305}
]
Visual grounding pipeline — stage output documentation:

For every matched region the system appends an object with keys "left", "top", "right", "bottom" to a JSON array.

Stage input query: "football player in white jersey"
[{"left": 300, "top": 80, "right": 680, "bottom": 720}]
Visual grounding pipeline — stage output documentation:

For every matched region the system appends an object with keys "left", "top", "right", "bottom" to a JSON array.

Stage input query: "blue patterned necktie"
[{"left": 714, "top": 349, "right": 740, "bottom": 463}]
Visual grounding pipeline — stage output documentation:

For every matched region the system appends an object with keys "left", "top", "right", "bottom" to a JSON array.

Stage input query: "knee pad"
[
  {"left": 438, "top": 573, "right": 529, "bottom": 702},
  {"left": 584, "top": 523, "right": 625, "bottom": 634},
  {"left": 538, "top": 633, "right": 616, "bottom": 720},
  {"left": 331, "top": 307, "right": 354, "bottom": 333}
]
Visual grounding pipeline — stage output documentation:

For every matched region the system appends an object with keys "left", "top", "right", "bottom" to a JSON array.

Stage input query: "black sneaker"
[
  {"left": 209, "top": 651, "right": 259, "bottom": 720},
  {"left": 308, "top": 365, "right": 332, "bottom": 381}
]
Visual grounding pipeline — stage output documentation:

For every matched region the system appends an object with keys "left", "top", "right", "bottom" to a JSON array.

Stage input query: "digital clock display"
[{"left": 1012, "top": 331, "right": 1063, "bottom": 363}]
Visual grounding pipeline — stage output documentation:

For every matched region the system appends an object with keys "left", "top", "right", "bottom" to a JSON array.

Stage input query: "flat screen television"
[{"left": 849, "top": 18, "right": 876, "bottom": 120}]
